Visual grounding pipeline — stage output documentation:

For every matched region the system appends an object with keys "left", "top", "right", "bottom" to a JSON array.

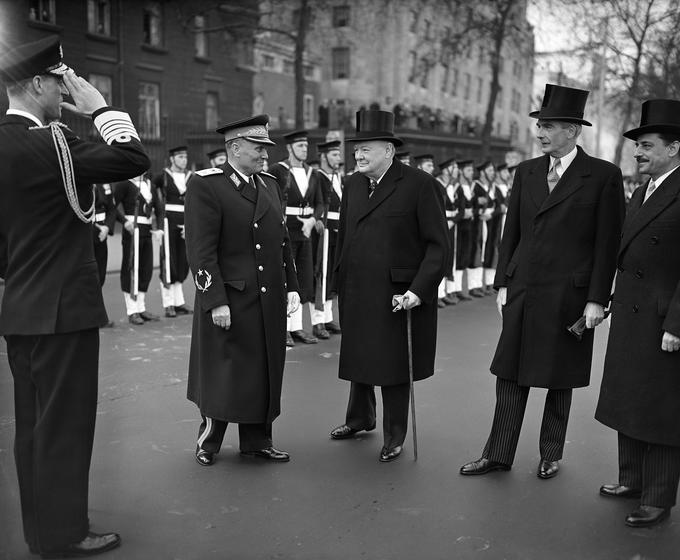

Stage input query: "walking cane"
[{"left": 406, "top": 308, "right": 418, "bottom": 461}]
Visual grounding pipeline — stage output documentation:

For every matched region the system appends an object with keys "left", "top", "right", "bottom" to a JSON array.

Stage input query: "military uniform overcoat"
[
  {"left": 596, "top": 170, "right": 680, "bottom": 446},
  {"left": 334, "top": 160, "right": 449, "bottom": 386},
  {"left": 185, "top": 164, "right": 299, "bottom": 423},
  {"left": 491, "top": 147, "right": 625, "bottom": 389}
]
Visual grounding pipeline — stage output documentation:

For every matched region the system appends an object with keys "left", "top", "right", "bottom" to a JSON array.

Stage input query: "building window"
[
  {"left": 29, "top": 0, "right": 55, "bottom": 23},
  {"left": 408, "top": 51, "right": 417, "bottom": 83},
  {"left": 451, "top": 68, "right": 458, "bottom": 96},
  {"left": 332, "top": 47, "right": 350, "bottom": 79},
  {"left": 303, "top": 93, "right": 314, "bottom": 126},
  {"left": 89, "top": 74, "right": 113, "bottom": 104},
  {"left": 419, "top": 59, "right": 429, "bottom": 88},
  {"left": 332, "top": 5, "right": 350, "bottom": 27},
  {"left": 478, "top": 46, "right": 485, "bottom": 65},
  {"left": 463, "top": 72, "right": 471, "bottom": 100},
  {"left": 304, "top": 64, "right": 315, "bottom": 79},
  {"left": 441, "top": 63, "right": 449, "bottom": 93},
  {"left": 87, "top": 0, "right": 111, "bottom": 35},
  {"left": 143, "top": 2, "right": 163, "bottom": 47},
  {"left": 409, "top": 10, "right": 418, "bottom": 33},
  {"left": 206, "top": 92, "right": 219, "bottom": 131},
  {"left": 283, "top": 59, "right": 294, "bottom": 75},
  {"left": 194, "top": 15, "right": 207, "bottom": 57},
  {"left": 138, "top": 82, "right": 160, "bottom": 139},
  {"left": 510, "top": 120, "right": 519, "bottom": 142},
  {"left": 476, "top": 77, "right": 483, "bottom": 103},
  {"left": 424, "top": 20, "right": 431, "bottom": 40},
  {"left": 496, "top": 85, "right": 503, "bottom": 107},
  {"left": 262, "top": 54, "right": 275, "bottom": 70}
]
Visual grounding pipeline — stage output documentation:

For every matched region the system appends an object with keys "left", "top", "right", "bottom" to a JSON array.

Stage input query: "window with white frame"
[
  {"left": 87, "top": 0, "right": 111, "bottom": 35},
  {"left": 303, "top": 94, "right": 314, "bottom": 126},
  {"left": 206, "top": 92, "right": 220, "bottom": 131},
  {"left": 143, "top": 2, "right": 163, "bottom": 47},
  {"left": 89, "top": 74, "right": 113, "bottom": 104},
  {"left": 138, "top": 82, "right": 160, "bottom": 139},
  {"left": 194, "top": 15, "right": 207, "bottom": 57}
]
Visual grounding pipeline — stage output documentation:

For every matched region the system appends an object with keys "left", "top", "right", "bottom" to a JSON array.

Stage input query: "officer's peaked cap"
[
  {"left": 217, "top": 114, "right": 276, "bottom": 145},
  {"left": 0, "top": 35, "right": 71, "bottom": 83}
]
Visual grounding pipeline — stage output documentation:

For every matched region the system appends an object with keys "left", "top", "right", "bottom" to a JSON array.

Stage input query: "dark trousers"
[
  {"left": 93, "top": 234, "right": 107, "bottom": 286},
  {"left": 345, "top": 382, "right": 410, "bottom": 450},
  {"left": 5, "top": 329, "right": 99, "bottom": 552},
  {"left": 196, "top": 416, "right": 272, "bottom": 453},
  {"left": 618, "top": 432, "right": 680, "bottom": 508},
  {"left": 120, "top": 225, "right": 153, "bottom": 293},
  {"left": 162, "top": 222, "right": 189, "bottom": 283},
  {"left": 482, "top": 377, "right": 572, "bottom": 465},
  {"left": 290, "top": 237, "right": 314, "bottom": 304}
]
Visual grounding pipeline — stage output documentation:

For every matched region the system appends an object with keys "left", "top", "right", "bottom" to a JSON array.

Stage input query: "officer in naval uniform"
[
  {"left": 185, "top": 114, "right": 300, "bottom": 466},
  {"left": 153, "top": 145, "right": 193, "bottom": 317},
  {"left": 269, "top": 130, "right": 325, "bottom": 345},
  {"left": 0, "top": 35, "right": 149, "bottom": 557}
]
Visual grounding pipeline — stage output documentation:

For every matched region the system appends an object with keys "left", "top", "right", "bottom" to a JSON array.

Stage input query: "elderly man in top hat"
[
  {"left": 0, "top": 35, "right": 149, "bottom": 557},
  {"left": 460, "top": 84, "right": 625, "bottom": 480},
  {"left": 329, "top": 110, "right": 449, "bottom": 462},
  {"left": 595, "top": 99, "right": 680, "bottom": 528},
  {"left": 184, "top": 114, "right": 300, "bottom": 467}
]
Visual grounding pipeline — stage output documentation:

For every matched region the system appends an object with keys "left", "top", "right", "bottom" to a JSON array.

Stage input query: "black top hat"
[
  {"left": 207, "top": 148, "right": 227, "bottom": 159},
  {"left": 168, "top": 145, "right": 188, "bottom": 156},
  {"left": 216, "top": 114, "right": 275, "bottom": 145},
  {"left": 529, "top": 84, "right": 592, "bottom": 126},
  {"left": 317, "top": 140, "right": 341, "bottom": 153},
  {"left": 283, "top": 129, "right": 308, "bottom": 144},
  {"left": 0, "top": 35, "right": 71, "bottom": 83},
  {"left": 347, "top": 110, "right": 403, "bottom": 146},
  {"left": 623, "top": 99, "right": 680, "bottom": 140}
]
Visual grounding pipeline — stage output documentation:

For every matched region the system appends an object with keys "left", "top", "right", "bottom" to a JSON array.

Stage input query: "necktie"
[
  {"left": 368, "top": 179, "right": 378, "bottom": 198},
  {"left": 547, "top": 158, "right": 560, "bottom": 192},
  {"left": 643, "top": 179, "right": 657, "bottom": 203}
]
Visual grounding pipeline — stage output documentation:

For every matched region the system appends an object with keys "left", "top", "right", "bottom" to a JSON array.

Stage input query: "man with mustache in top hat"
[
  {"left": 0, "top": 34, "right": 149, "bottom": 557},
  {"left": 460, "top": 84, "right": 625, "bottom": 480},
  {"left": 595, "top": 99, "right": 680, "bottom": 528},
  {"left": 329, "top": 110, "right": 449, "bottom": 462}
]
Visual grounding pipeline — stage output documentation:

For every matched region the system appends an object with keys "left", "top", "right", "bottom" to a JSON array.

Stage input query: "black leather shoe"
[
  {"left": 101, "top": 320, "right": 115, "bottom": 328},
  {"left": 437, "top": 298, "right": 447, "bottom": 308},
  {"left": 286, "top": 332, "right": 295, "bottom": 347},
  {"left": 330, "top": 424, "right": 375, "bottom": 440},
  {"left": 600, "top": 484, "right": 642, "bottom": 499},
  {"left": 164, "top": 306, "right": 176, "bottom": 318},
  {"left": 537, "top": 459, "right": 560, "bottom": 479},
  {"left": 625, "top": 506, "right": 670, "bottom": 528},
  {"left": 174, "top": 304, "right": 193, "bottom": 315},
  {"left": 325, "top": 322, "right": 342, "bottom": 334},
  {"left": 312, "top": 324, "right": 330, "bottom": 339},
  {"left": 443, "top": 293, "right": 459, "bottom": 305},
  {"left": 195, "top": 448, "right": 214, "bottom": 466},
  {"left": 290, "top": 329, "right": 318, "bottom": 344},
  {"left": 460, "top": 457, "right": 511, "bottom": 475},
  {"left": 456, "top": 291, "right": 472, "bottom": 301},
  {"left": 128, "top": 313, "right": 144, "bottom": 325},
  {"left": 139, "top": 311, "right": 160, "bottom": 321},
  {"left": 40, "top": 531, "right": 121, "bottom": 558},
  {"left": 240, "top": 447, "right": 290, "bottom": 462},
  {"left": 469, "top": 288, "right": 485, "bottom": 298},
  {"left": 379, "top": 446, "right": 403, "bottom": 462}
]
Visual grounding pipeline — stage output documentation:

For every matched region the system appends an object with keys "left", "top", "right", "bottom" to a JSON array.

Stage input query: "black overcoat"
[
  {"left": 596, "top": 169, "right": 680, "bottom": 446},
  {"left": 334, "top": 160, "right": 449, "bottom": 386},
  {"left": 185, "top": 164, "right": 299, "bottom": 423},
  {"left": 491, "top": 147, "right": 625, "bottom": 389}
]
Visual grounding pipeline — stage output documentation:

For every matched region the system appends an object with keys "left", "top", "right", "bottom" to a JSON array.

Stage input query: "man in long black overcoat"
[
  {"left": 185, "top": 115, "right": 300, "bottom": 466},
  {"left": 595, "top": 99, "right": 680, "bottom": 528},
  {"left": 328, "top": 110, "right": 449, "bottom": 462},
  {"left": 460, "top": 84, "right": 625, "bottom": 479}
]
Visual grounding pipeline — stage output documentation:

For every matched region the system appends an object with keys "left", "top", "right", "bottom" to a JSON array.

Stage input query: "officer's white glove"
[
  {"left": 298, "top": 216, "right": 316, "bottom": 238},
  {"left": 496, "top": 287, "right": 507, "bottom": 318},
  {"left": 392, "top": 290, "right": 422, "bottom": 311},
  {"left": 211, "top": 305, "right": 231, "bottom": 330},
  {"left": 96, "top": 224, "right": 109, "bottom": 242},
  {"left": 287, "top": 291, "right": 300, "bottom": 316},
  {"left": 60, "top": 70, "right": 108, "bottom": 117},
  {"left": 661, "top": 331, "right": 680, "bottom": 352},
  {"left": 124, "top": 220, "right": 134, "bottom": 234}
]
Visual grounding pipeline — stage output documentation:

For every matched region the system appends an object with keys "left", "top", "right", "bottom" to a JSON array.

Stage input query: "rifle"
[
  {"left": 130, "top": 178, "right": 141, "bottom": 301},
  {"left": 314, "top": 170, "right": 333, "bottom": 311},
  {"left": 159, "top": 171, "right": 171, "bottom": 287}
]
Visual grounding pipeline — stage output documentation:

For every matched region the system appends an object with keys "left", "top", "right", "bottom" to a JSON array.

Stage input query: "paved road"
[{"left": 1, "top": 274, "right": 678, "bottom": 559}]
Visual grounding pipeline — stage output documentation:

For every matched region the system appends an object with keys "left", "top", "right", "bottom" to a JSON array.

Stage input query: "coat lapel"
[
  {"left": 619, "top": 170, "right": 680, "bottom": 256},
  {"left": 537, "top": 147, "right": 589, "bottom": 216},
  {"left": 224, "top": 164, "right": 257, "bottom": 205},
  {"left": 358, "top": 161, "right": 401, "bottom": 220},
  {"left": 526, "top": 155, "right": 550, "bottom": 210},
  {"left": 253, "top": 174, "right": 272, "bottom": 222}
]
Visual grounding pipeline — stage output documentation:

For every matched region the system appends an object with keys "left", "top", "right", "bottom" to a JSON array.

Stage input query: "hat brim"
[
  {"left": 243, "top": 136, "right": 276, "bottom": 146},
  {"left": 623, "top": 124, "right": 680, "bottom": 141},
  {"left": 346, "top": 134, "right": 403, "bottom": 147},
  {"left": 529, "top": 111, "right": 592, "bottom": 126},
  {"left": 45, "top": 62, "right": 70, "bottom": 77}
]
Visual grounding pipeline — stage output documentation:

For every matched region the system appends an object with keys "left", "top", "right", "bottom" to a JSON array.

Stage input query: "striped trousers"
[
  {"left": 197, "top": 416, "right": 272, "bottom": 454},
  {"left": 482, "top": 377, "right": 572, "bottom": 465},
  {"left": 618, "top": 432, "right": 680, "bottom": 508}
]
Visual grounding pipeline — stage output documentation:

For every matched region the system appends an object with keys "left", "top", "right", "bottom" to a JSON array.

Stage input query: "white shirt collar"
[
  {"left": 6, "top": 109, "right": 43, "bottom": 127},
  {"left": 651, "top": 164, "right": 680, "bottom": 188},
  {"left": 231, "top": 166, "right": 252, "bottom": 184},
  {"left": 550, "top": 145, "right": 578, "bottom": 176}
]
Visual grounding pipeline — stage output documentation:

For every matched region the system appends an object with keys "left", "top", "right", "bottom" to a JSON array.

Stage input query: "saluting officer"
[
  {"left": 153, "top": 146, "right": 193, "bottom": 317},
  {"left": 310, "top": 139, "right": 344, "bottom": 338},
  {"left": 185, "top": 114, "right": 300, "bottom": 466},
  {"left": 269, "top": 130, "right": 325, "bottom": 346},
  {"left": 0, "top": 35, "right": 149, "bottom": 557}
]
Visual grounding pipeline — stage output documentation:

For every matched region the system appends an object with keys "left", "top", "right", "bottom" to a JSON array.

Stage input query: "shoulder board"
[
  {"left": 195, "top": 168, "right": 224, "bottom": 177},
  {"left": 259, "top": 171, "right": 277, "bottom": 179}
]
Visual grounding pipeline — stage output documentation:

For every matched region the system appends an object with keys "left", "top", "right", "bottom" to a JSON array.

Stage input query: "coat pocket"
[
  {"left": 572, "top": 271, "right": 591, "bottom": 288},
  {"left": 224, "top": 279, "right": 246, "bottom": 291},
  {"left": 390, "top": 267, "right": 418, "bottom": 284}
]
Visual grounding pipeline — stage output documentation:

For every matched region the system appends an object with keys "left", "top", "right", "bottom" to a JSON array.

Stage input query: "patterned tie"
[
  {"left": 368, "top": 179, "right": 378, "bottom": 198},
  {"left": 547, "top": 158, "right": 560, "bottom": 192},
  {"left": 643, "top": 179, "right": 657, "bottom": 203}
]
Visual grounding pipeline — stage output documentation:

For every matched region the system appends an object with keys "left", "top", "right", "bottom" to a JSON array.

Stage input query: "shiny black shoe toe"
[
  {"left": 600, "top": 484, "right": 642, "bottom": 499},
  {"left": 128, "top": 313, "right": 144, "bottom": 325},
  {"left": 195, "top": 448, "right": 215, "bottom": 466},
  {"left": 40, "top": 531, "right": 121, "bottom": 558},
  {"left": 139, "top": 311, "right": 160, "bottom": 322},
  {"left": 329, "top": 424, "right": 375, "bottom": 439},
  {"left": 174, "top": 304, "right": 193, "bottom": 315},
  {"left": 290, "top": 329, "right": 318, "bottom": 344},
  {"left": 460, "top": 457, "right": 511, "bottom": 475},
  {"left": 537, "top": 459, "right": 560, "bottom": 479},
  {"left": 241, "top": 446, "right": 290, "bottom": 462},
  {"left": 164, "top": 306, "right": 176, "bottom": 318},
  {"left": 325, "top": 322, "right": 342, "bottom": 334},
  {"left": 625, "top": 506, "right": 670, "bottom": 528},
  {"left": 379, "top": 446, "right": 403, "bottom": 462},
  {"left": 312, "top": 324, "right": 330, "bottom": 339}
]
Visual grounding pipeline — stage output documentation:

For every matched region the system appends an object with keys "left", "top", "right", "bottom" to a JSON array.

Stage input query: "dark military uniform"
[
  {"left": 92, "top": 183, "right": 117, "bottom": 285},
  {"left": 481, "top": 181, "right": 508, "bottom": 285}
]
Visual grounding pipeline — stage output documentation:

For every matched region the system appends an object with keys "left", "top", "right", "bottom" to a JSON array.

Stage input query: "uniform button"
[
  {"left": 283, "top": 262, "right": 286, "bottom": 268},
  {"left": 261, "top": 286, "right": 267, "bottom": 293},
  {"left": 256, "top": 244, "right": 261, "bottom": 250},
  {"left": 651, "top": 236, "right": 659, "bottom": 244},
  {"left": 635, "top": 270, "right": 643, "bottom": 279},
  {"left": 284, "top": 282, "right": 287, "bottom": 288},
  {"left": 258, "top": 265, "right": 264, "bottom": 271},
  {"left": 632, "top": 305, "right": 639, "bottom": 313},
  {"left": 254, "top": 223, "right": 259, "bottom": 229}
]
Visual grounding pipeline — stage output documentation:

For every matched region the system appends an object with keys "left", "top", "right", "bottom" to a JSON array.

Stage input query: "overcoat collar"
[
  {"left": 528, "top": 146, "right": 590, "bottom": 215},
  {"left": 619, "top": 167, "right": 680, "bottom": 256},
  {"left": 224, "top": 163, "right": 271, "bottom": 221},
  {"left": 358, "top": 160, "right": 402, "bottom": 220}
]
